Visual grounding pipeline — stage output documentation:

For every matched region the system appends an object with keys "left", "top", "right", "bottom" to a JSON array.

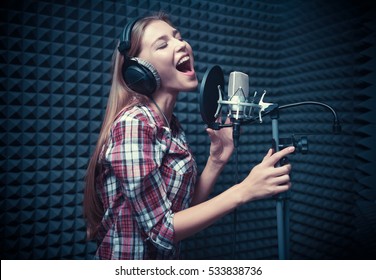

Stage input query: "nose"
[{"left": 175, "top": 38, "right": 187, "bottom": 52}]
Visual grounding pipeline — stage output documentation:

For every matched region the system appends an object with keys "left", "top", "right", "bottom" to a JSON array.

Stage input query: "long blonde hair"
[{"left": 83, "top": 12, "right": 171, "bottom": 240}]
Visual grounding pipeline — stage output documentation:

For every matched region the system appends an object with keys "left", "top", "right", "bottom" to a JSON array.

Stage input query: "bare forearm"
[
  {"left": 174, "top": 184, "right": 243, "bottom": 242},
  {"left": 191, "top": 156, "right": 226, "bottom": 205}
]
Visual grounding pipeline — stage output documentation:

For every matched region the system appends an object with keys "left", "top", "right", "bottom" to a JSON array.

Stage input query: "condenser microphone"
[
  {"left": 228, "top": 71, "right": 249, "bottom": 148},
  {"left": 199, "top": 66, "right": 259, "bottom": 148},
  {"left": 228, "top": 71, "right": 249, "bottom": 121}
]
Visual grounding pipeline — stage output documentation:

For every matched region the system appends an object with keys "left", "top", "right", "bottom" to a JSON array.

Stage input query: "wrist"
[
  {"left": 207, "top": 155, "right": 227, "bottom": 169},
  {"left": 228, "top": 183, "right": 246, "bottom": 208},
  {"left": 230, "top": 182, "right": 256, "bottom": 207}
]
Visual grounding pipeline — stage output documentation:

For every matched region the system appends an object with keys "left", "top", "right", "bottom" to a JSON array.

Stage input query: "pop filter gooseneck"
[{"left": 199, "top": 65, "right": 225, "bottom": 127}]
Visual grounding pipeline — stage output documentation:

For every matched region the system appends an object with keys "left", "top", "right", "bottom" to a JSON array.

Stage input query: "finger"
[
  {"left": 263, "top": 148, "right": 274, "bottom": 160},
  {"left": 206, "top": 128, "right": 216, "bottom": 141},
  {"left": 276, "top": 184, "right": 291, "bottom": 194},
  {"left": 272, "top": 174, "right": 291, "bottom": 186},
  {"left": 273, "top": 164, "right": 292, "bottom": 177},
  {"left": 207, "top": 128, "right": 223, "bottom": 147},
  {"left": 206, "top": 128, "right": 217, "bottom": 139},
  {"left": 206, "top": 128, "right": 214, "bottom": 138},
  {"left": 268, "top": 146, "right": 295, "bottom": 166}
]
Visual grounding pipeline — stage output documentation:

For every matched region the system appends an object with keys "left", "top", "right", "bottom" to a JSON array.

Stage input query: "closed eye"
[
  {"left": 156, "top": 42, "right": 168, "bottom": 49},
  {"left": 153, "top": 29, "right": 184, "bottom": 50}
]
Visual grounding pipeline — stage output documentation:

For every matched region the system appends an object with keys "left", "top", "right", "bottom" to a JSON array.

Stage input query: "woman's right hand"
[{"left": 237, "top": 146, "right": 295, "bottom": 203}]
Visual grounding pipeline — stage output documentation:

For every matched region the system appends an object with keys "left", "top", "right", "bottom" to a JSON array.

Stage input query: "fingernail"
[{"left": 289, "top": 146, "right": 295, "bottom": 152}]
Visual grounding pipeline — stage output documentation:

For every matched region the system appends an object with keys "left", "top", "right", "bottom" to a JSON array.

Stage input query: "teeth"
[{"left": 177, "top": 56, "right": 189, "bottom": 65}]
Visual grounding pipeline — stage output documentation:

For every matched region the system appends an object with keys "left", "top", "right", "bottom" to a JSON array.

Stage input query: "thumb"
[
  {"left": 206, "top": 128, "right": 214, "bottom": 138},
  {"left": 206, "top": 128, "right": 218, "bottom": 143}
]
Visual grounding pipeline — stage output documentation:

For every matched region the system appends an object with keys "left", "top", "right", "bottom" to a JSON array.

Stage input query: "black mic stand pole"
[{"left": 270, "top": 107, "right": 290, "bottom": 260}]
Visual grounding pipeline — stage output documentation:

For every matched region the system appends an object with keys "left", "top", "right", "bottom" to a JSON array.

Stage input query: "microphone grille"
[
  {"left": 228, "top": 71, "right": 249, "bottom": 99},
  {"left": 228, "top": 71, "right": 250, "bottom": 120}
]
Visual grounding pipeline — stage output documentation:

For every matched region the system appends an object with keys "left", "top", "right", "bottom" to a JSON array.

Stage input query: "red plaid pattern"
[{"left": 94, "top": 105, "right": 197, "bottom": 259}]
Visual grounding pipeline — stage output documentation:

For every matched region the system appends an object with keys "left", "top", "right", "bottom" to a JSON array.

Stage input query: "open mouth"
[{"left": 176, "top": 56, "right": 192, "bottom": 73}]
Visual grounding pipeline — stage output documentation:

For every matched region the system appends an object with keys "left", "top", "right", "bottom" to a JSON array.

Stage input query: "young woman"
[{"left": 83, "top": 12, "right": 295, "bottom": 259}]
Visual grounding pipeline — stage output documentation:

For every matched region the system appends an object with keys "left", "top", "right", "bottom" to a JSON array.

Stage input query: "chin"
[{"left": 185, "top": 79, "right": 198, "bottom": 92}]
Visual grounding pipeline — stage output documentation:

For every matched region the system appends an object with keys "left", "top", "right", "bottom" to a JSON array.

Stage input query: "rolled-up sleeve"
[{"left": 106, "top": 116, "right": 175, "bottom": 253}]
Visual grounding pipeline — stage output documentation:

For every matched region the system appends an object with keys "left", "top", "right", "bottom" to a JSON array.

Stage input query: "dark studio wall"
[{"left": 1, "top": 0, "right": 375, "bottom": 259}]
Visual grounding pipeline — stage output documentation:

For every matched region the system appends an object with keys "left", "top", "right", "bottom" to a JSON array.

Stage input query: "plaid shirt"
[{"left": 95, "top": 104, "right": 197, "bottom": 259}]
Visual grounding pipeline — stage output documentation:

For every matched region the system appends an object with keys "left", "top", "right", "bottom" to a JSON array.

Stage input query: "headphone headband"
[{"left": 118, "top": 17, "right": 142, "bottom": 54}]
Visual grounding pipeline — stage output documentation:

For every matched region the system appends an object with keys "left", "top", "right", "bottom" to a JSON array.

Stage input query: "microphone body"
[
  {"left": 228, "top": 71, "right": 249, "bottom": 148},
  {"left": 228, "top": 71, "right": 249, "bottom": 121}
]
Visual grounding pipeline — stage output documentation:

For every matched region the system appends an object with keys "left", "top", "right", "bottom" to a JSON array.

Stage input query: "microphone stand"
[
  {"left": 267, "top": 101, "right": 339, "bottom": 260},
  {"left": 270, "top": 107, "right": 290, "bottom": 260}
]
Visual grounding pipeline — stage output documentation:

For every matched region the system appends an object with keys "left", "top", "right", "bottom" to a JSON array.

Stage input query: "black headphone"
[{"left": 118, "top": 17, "right": 161, "bottom": 96}]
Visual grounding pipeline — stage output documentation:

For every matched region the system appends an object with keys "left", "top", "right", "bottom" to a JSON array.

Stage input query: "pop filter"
[{"left": 199, "top": 65, "right": 225, "bottom": 125}]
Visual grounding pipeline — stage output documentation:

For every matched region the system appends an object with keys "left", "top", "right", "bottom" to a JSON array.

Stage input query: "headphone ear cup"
[{"left": 122, "top": 58, "right": 161, "bottom": 96}]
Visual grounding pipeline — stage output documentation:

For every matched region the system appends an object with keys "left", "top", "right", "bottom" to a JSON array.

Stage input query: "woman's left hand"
[{"left": 206, "top": 118, "right": 234, "bottom": 166}]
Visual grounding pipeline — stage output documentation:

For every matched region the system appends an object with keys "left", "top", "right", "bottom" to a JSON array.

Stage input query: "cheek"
[
  {"left": 158, "top": 70, "right": 178, "bottom": 88},
  {"left": 186, "top": 43, "right": 194, "bottom": 57},
  {"left": 186, "top": 43, "right": 193, "bottom": 53},
  {"left": 147, "top": 55, "right": 173, "bottom": 76},
  {"left": 150, "top": 59, "right": 176, "bottom": 83}
]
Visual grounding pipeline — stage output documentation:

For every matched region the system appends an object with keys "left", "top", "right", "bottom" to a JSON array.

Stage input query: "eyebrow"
[{"left": 151, "top": 29, "right": 181, "bottom": 47}]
